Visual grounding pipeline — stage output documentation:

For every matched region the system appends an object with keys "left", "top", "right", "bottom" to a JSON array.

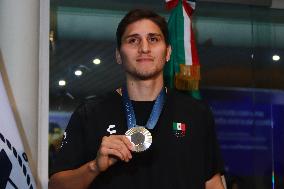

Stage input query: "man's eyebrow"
[
  {"left": 148, "top": 33, "right": 163, "bottom": 37},
  {"left": 123, "top": 34, "right": 140, "bottom": 39},
  {"left": 123, "top": 33, "right": 163, "bottom": 39}
]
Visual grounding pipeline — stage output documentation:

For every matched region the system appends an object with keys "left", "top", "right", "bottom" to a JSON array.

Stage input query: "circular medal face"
[{"left": 125, "top": 126, "right": 152, "bottom": 152}]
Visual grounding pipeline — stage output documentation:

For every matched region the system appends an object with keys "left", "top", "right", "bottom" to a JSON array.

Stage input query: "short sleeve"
[
  {"left": 204, "top": 106, "right": 224, "bottom": 181},
  {"left": 49, "top": 105, "right": 87, "bottom": 177}
]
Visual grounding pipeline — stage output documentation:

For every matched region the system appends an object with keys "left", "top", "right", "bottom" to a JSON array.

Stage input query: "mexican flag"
[
  {"left": 164, "top": 0, "right": 201, "bottom": 99},
  {"left": 173, "top": 122, "right": 186, "bottom": 131},
  {"left": 172, "top": 122, "right": 187, "bottom": 137}
]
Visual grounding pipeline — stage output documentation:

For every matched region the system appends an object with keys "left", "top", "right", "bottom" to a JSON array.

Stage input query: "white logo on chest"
[{"left": 107, "top": 125, "right": 116, "bottom": 134}]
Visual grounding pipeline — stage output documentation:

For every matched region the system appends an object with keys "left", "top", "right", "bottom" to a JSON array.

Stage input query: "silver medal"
[{"left": 125, "top": 126, "right": 152, "bottom": 152}]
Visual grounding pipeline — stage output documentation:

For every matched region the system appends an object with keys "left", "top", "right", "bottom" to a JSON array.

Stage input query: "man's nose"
[{"left": 138, "top": 38, "right": 150, "bottom": 53}]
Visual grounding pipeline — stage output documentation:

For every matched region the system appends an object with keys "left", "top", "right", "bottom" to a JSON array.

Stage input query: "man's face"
[{"left": 116, "top": 19, "right": 171, "bottom": 80}]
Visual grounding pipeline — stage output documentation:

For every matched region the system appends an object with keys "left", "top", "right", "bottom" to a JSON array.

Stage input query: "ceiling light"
[
  {"left": 74, "top": 70, "right": 83, "bottom": 76},
  {"left": 58, "top": 80, "right": 66, "bottom": 86},
  {"left": 272, "top": 55, "right": 280, "bottom": 62},
  {"left": 93, "top": 58, "right": 101, "bottom": 65}
]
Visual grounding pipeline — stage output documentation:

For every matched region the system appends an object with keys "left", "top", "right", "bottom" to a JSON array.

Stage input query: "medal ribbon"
[{"left": 122, "top": 87, "right": 166, "bottom": 130}]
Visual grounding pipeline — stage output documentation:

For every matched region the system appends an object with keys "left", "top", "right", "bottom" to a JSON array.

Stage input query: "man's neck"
[{"left": 126, "top": 75, "right": 164, "bottom": 101}]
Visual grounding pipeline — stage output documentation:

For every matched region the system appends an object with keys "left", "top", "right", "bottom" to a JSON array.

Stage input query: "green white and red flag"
[
  {"left": 173, "top": 122, "right": 186, "bottom": 131},
  {"left": 164, "top": 0, "right": 201, "bottom": 99},
  {"left": 172, "top": 122, "right": 187, "bottom": 137}
]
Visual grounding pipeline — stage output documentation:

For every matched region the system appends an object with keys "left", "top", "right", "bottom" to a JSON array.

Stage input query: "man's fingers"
[
  {"left": 101, "top": 135, "right": 132, "bottom": 161},
  {"left": 107, "top": 135, "right": 133, "bottom": 150},
  {"left": 99, "top": 145, "right": 125, "bottom": 161},
  {"left": 118, "top": 135, "right": 133, "bottom": 158},
  {"left": 106, "top": 139, "right": 132, "bottom": 160},
  {"left": 121, "top": 136, "right": 134, "bottom": 151},
  {"left": 102, "top": 140, "right": 131, "bottom": 161}
]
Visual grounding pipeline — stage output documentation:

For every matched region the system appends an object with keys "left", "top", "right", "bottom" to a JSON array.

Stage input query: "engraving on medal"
[
  {"left": 131, "top": 132, "right": 145, "bottom": 145},
  {"left": 125, "top": 126, "right": 152, "bottom": 152}
]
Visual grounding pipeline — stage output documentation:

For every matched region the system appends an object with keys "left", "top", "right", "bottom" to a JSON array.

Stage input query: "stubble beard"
[{"left": 125, "top": 65, "right": 164, "bottom": 81}]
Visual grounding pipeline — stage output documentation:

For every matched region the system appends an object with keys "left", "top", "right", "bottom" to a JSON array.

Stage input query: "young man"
[{"left": 49, "top": 9, "right": 224, "bottom": 189}]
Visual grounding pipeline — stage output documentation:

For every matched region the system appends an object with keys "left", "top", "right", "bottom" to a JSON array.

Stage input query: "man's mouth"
[{"left": 136, "top": 57, "right": 154, "bottom": 63}]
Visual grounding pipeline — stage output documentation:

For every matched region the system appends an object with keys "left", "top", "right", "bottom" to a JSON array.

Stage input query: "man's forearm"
[{"left": 48, "top": 160, "right": 100, "bottom": 189}]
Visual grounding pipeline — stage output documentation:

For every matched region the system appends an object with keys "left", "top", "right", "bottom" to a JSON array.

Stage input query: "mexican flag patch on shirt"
[{"left": 172, "top": 122, "right": 187, "bottom": 137}]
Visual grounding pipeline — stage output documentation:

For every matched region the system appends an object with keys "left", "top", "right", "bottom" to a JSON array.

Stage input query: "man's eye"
[
  {"left": 127, "top": 38, "right": 140, "bottom": 44},
  {"left": 148, "top": 36, "right": 159, "bottom": 43}
]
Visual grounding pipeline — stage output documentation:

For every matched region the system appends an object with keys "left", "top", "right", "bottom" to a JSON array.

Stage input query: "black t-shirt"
[{"left": 50, "top": 89, "right": 223, "bottom": 189}]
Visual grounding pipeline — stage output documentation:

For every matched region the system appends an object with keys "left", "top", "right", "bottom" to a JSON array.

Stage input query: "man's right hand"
[
  {"left": 49, "top": 135, "right": 133, "bottom": 189},
  {"left": 95, "top": 135, "right": 133, "bottom": 172}
]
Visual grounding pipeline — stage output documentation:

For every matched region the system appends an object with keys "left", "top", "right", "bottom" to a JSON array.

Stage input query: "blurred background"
[{"left": 49, "top": 0, "right": 284, "bottom": 188}]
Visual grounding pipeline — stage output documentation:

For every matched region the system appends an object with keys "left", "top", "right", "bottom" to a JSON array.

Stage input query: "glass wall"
[{"left": 49, "top": 1, "right": 284, "bottom": 188}]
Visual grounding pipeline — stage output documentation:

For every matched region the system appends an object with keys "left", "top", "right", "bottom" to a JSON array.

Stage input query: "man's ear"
[
  {"left": 166, "top": 45, "right": 172, "bottom": 62},
  {"left": 116, "top": 49, "right": 122, "bottom": 64}
]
